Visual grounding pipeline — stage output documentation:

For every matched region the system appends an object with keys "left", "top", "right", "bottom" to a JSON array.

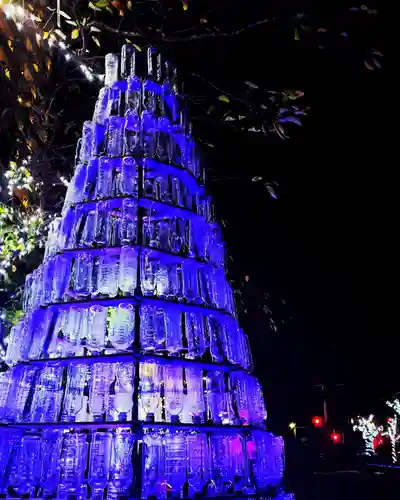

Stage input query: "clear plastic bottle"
[
  {"left": 165, "top": 308, "right": 182, "bottom": 354},
  {"left": 14, "top": 366, "right": 37, "bottom": 422},
  {"left": 108, "top": 304, "right": 135, "bottom": 350},
  {"left": 139, "top": 362, "right": 162, "bottom": 421},
  {"left": 110, "top": 429, "right": 134, "bottom": 495},
  {"left": 184, "top": 367, "right": 205, "bottom": 423},
  {"left": 89, "top": 431, "right": 112, "bottom": 500},
  {"left": 31, "top": 365, "right": 63, "bottom": 423},
  {"left": 89, "top": 363, "right": 113, "bottom": 421},
  {"left": 142, "top": 431, "right": 164, "bottom": 499},
  {"left": 84, "top": 158, "right": 98, "bottom": 201},
  {"left": 61, "top": 365, "right": 88, "bottom": 422},
  {"left": 80, "top": 121, "right": 94, "bottom": 162},
  {"left": 58, "top": 432, "right": 88, "bottom": 500},
  {"left": 185, "top": 312, "right": 205, "bottom": 359},
  {"left": 82, "top": 209, "right": 97, "bottom": 247},
  {"left": 210, "top": 434, "right": 234, "bottom": 494},
  {"left": 124, "top": 107, "right": 140, "bottom": 155},
  {"left": 95, "top": 202, "right": 112, "bottom": 246},
  {"left": 87, "top": 305, "right": 107, "bottom": 353},
  {"left": 164, "top": 431, "right": 187, "bottom": 497},
  {"left": 120, "top": 157, "right": 137, "bottom": 195},
  {"left": 120, "top": 199, "right": 137, "bottom": 246},
  {"left": 93, "top": 86, "right": 111, "bottom": 126},
  {"left": 98, "top": 253, "right": 119, "bottom": 297},
  {"left": 140, "top": 305, "right": 157, "bottom": 351},
  {"left": 114, "top": 363, "right": 134, "bottom": 421},
  {"left": 107, "top": 116, "right": 125, "bottom": 157},
  {"left": 73, "top": 253, "right": 93, "bottom": 297},
  {"left": 187, "top": 432, "right": 211, "bottom": 495},
  {"left": 119, "top": 247, "right": 137, "bottom": 295},
  {"left": 182, "top": 261, "right": 200, "bottom": 303},
  {"left": 141, "top": 256, "right": 157, "bottom": 296},
  {"left": 105, "top": 53, "right": 119, "bottom": 87},
  {"left": 8, "top": 431, "right": 42, "bottom": 496},
  {"left": 164, "top": 366, "right": 183, "bottom": 423},
  {"left": 41, "top": 430, "right": 63, "bottom": 498}
]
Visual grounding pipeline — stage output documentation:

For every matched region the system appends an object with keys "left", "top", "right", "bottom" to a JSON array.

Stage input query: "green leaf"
[
  {"left": 71, "top": 28, "right": 80, "bottom": 40},
  {"left": 244, "top": 81, "right": 259, "bottom": 89},
  {"left": 59, "top": 10, "right": 72, "bottom": 19},
  {"left": 88, "top": 2, "right": 102, "bottom": 11},
  {"left": 133, "top": 44, "right": 142, "bottom": 52},
  {"left": 90, "top": 26, "right": 101, "bottom": 32},
  {"left": 294, "top": 28, "right": 300, "bottom": 41},
  {"left": 92, "top": 36, "right": 100, "bottom": 47},
  {"left": 218, "top": 95, "right": 230, "bottom": 103},
  {"left": 95, "top": 0, "right": 109, "bottom": 7},
  {"left": 65, "top": 20, "right": 77, "bottom": 26}
]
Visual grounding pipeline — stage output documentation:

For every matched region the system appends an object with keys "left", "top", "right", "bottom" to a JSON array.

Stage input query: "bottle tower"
[{"left": 0, "top": 47, "right": 292, "bottom": 500}]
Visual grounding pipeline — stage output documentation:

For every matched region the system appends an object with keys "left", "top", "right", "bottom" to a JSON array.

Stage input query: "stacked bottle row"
[
  {"left": 0, "top": 428, "right": 283, "bottom": 499},
  {"left": 7, "top": 305, "right": 251, "bottom": 367},
  {"left": 81, "top": 69, "right": 202, "bottom": 180},
  {"left": 0, "top": 361, "right": 266, "bottom": 425},
  {"left": 56, "top": 201, "right": 220, "bottom": 259},
  {"left": 23, "top": 250, "right": 232, "bottom": 314},
  {"left": 65, "top": 158, "right": 206, "bottom": 216}
]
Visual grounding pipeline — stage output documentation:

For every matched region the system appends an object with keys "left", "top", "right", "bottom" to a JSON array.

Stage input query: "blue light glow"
[{"left": 0, "top": 46, "right": 290, "bottom": 499}]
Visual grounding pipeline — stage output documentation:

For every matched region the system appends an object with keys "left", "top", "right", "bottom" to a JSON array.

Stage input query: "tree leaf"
[
  {"left": 218, "top": 95, "right": 230, "bottom": 103},
  {"left": 279, "top": 116, "right": 302, "bottom": 125},
  {"left": 55, "top": 29, "right": 67, "bottom": 39},
  {"left": 65, "top": 20, "right": 77, "bottom": 26},
  {"left": 95, "top": 0, "right": 109, "bottom": 7},
  {"left": 244, "top": 80, "right": 259, "bottom": 89},
  {"left": 5, "top": 68, "right": 11, "bottom": 79},
  {"left": 294, "top": 28, "right": 300, "bottom": 41},
  {"left": 89, "top": 2, "right": 102, "bottom": 11},
  {"left": 364, "top": 60, "right": 375, "bottom": 71},
  {"left": 71, "top": 28, "right": 80, "bottom": 40},
  {"left": 42, "top": 31, "right": 50, "bottom": 39},
  {"left": 252, "top": 176, "right": 263, "bottom": 182},
  {"left": 92, "top": 36, "right": 100, "bottom": 47},
  {"left": 182, "top": 0, "right": 189, "bottom": 10},
  {"left": 33, "top": 63, "right": 40, "bottom": 72},
  {"left": 59, "top": 10, "right": 72, "bottom": 19},
  {"left": 90, "top": 26, "right": 101, "bottom": 32},
  {"left": 133, "top": 44, "right": 142, "bottom": 51}
]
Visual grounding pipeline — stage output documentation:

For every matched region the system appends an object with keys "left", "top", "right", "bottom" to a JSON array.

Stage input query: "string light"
[{"left": 352, "top": 414, "right": 383, "bottom": 456}]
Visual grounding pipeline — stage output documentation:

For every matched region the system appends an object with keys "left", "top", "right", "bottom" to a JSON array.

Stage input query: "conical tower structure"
[{"left": 0, "top": 47, "right": 292, "bottom": 500}]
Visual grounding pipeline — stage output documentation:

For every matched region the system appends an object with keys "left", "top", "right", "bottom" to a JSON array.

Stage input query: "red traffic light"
[
  {"left": 312, "top": 416, "right": 323, "bottom": 428},
  {"left": 331, "top": 432, "right": 341, "bottom": 443}
]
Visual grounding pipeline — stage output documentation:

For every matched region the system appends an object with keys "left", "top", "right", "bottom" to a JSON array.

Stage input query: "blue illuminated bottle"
[
  {"left": 58, "top": 433, "right": 88, "bottom": 500},
  {"left": 89, "top": 431, "right": 112, "bottom": 500}
]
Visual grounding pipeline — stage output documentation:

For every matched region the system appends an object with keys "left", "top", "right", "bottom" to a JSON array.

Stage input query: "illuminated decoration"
[
  {"left": 0, "top": 47, "right": 293, "bottom": 499},
  {"left": 330, "top": 432, "right": 341, "bottom": 443},
  {"left": 352, "top": 414, "right": 384, "bottom": 456},
  {"left": 312, "top": 415, "right": 323, "bottom": 428},
  {"left": 4, "top": 158, "right": 35, "bottom": 196},
  {"left": 385, "top": 399, "right": 400, "bottom": 463}
]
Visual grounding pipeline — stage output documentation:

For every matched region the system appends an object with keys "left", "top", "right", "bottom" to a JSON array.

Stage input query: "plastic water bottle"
[
  {"left": 165, "top": 308, "right": 182, "bottom": 354},
  {"left": 89, "top": 431, "right": 112, "bottom": 500},
  {"left": 108, "top": 304, "right": 135, "bottom": 350},
  {"left": 154, "top": 263, "right": 169, "bottom": 298},
  {"left": 157, "top": 220, "right": 171, "bottom": 251},
  {"left": 97, "top": 157, "right": 114, "bottom": 199},
  {"left": 120, "top": 199, "right": 137, "bottom": 245},
  {"left": 105, "top": 53, "right": 119, "bottom": 87},
  {"left": 140, "top": 305, "right": 157, "bottom": 351},
  {"left": 14, "top": 366, "right": 37, "bottom": 422},
  {"left": 141, "top": 256, "right": 157, "bottom": 296},
  {"left": 164, "top": 366, "right": 183, "bottom": 422},
  {"left": 41, "top": 430, "right": 63, "bottom": 498},
  {"left": 184, "top": 367, "right": 205, "bottom": 423},
  {"left": 110, "top": 429, "right": 134, "bottom": 494},
  {"left": 142, "top": 431, "right": 164, "bottom": 498},
  {"left": 114, "top": 363, "right": 134, "bottom": 421},
  {"left": 119, "top": 247, "right": 137, "bottom": 295},
  {"left": 164, "top": 431, "right": 187, "bottom": 496},
  {"left": 8, "top": 431, "right": 42, "bottom": 496},
  {"left": 93, "top": 87, "right": 111, "bottom": 126},
  {"left": 0, "top": 370, "right": 13, "bottom": 420},
  {"left": 87, "top": 305, "right": 107, "bottom": 353},
  {"left": 187, "top": 432, "right": 211, "bottom": 495},
  {"left": 89, "top": 363, "right": 113, "bottom": 421},
  {"left": 124, "top": 108, "right": 140, "bottom": 155},
  {"left": 82, "top": 210, "right": 97, "bottom": 247},
  {"left": 58, "top": 433, "right": 88, "bottom": 500},
  {"left": 138, "top": 363, "right": 162, "bottom": 421},
  {"left": 73, "top": 253, "right": 93, "bottom": 297},
  {"left": 65, "top": 163, "right": 86, "bottom": 206},
  {"left": 31, "top": 365, "right": 63, "bottom": 422},
  {"left": 107, "top": 116, "right": 125, "bottom": 157},
  {"left": 95, "top": 202, "right": 112, "bottom": 247},
  {"left": 206, "top": 317, "right": 224, "bottom": 363},
  {"left": 185, "top": 312, "right": 205, "bottom": 359},
  {"left": 120, "top": 157, "right": 137, "bottom": 195},
  {"left": 210, "top": 435, "right": 234, "bottom": 493},
  {"left": 61, "top": 365, "right": 88, "bottom": 422},
  {"left": 80, "top": 121, "right": 94, "bottom": 162},
  {"left": 98, "top": 253, "right": 119, "bottom": 297},
  {"left": 59, "top": 207, "right": 76, "bottom": 250},
  {"left": 206, "top": 372, "right": 234, "bottom": 425},
  {"left": 182, "top": 261, "right": 200, "bottom": 303},
  {"left": 83, "top": 159, "right": 98, "bottom": 201}
]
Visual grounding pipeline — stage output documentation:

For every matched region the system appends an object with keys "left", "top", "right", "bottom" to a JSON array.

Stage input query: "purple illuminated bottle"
[
  {"left": 89, "top": 363, "right": 113, "bottom": 421},
  {"left": 89, "top": 431, "right": 112, "bottom": 500},
  {"left": 58, "top": 433, "right": 88, "bottom": 500},
  {"left": 164, "top": 431, "right": 187, "bottom": 497},
  {"left": 108, "top": 304, "right": 135, "bottom": 351},
  {"left": 142, "top": 431, "right": 165, "bottom": 499},
  {"left": 139, "top": 362, "right": 162, "bottom": 421}
]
